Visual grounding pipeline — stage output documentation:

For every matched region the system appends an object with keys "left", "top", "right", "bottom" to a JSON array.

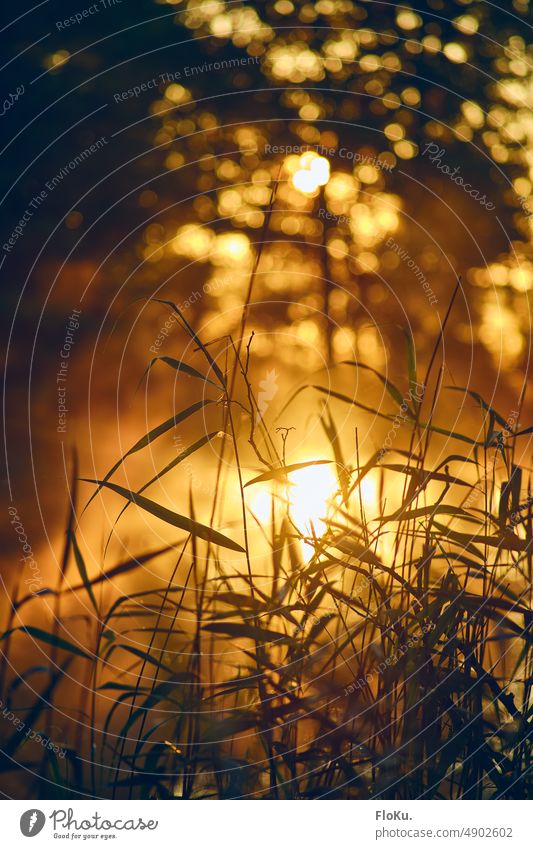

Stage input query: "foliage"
[{"left": 1, "top": 279, "right": 531, "bottom": 800}]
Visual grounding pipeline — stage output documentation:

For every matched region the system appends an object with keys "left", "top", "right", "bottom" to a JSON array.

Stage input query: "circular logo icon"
[{"left": 20, "top": 810, "right": 46, "bottom": 837}]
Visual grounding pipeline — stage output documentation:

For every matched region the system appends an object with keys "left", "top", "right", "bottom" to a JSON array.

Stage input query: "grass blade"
[{"left": 82, "top": 479, "right": 245, "bottom": 553}]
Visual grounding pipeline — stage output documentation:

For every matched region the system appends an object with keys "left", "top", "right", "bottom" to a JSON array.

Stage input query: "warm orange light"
[{"left": 289, "top": 152, "right": 331, "bottom": 195}]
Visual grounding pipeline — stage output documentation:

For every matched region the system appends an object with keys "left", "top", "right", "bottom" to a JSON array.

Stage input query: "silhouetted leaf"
[
  {"left": 83, "top": 399, "right": 215, "bottom": 511},
  {"left": 82, "top": 479, "right": 245, "bottom": 552},
  {"left": 71, "top": 532, "right": 98, "bottom": 612},
  {"left": 244, "top": 460, "right": 333, "bottom": 488},
  {"left": 141, "top": 355, "right": 221, "bottom": 389},
  {"left": 203, "top": 622, "right": 294, "bottom": 644},
  {"left": 1, "top": 627, "right": 91, "bottom": 660}
]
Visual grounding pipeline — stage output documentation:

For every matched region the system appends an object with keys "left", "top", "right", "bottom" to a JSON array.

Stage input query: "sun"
[
  {"left": 288, "top": 463, "right": 337, "bottom": 535},
  {"left": 248, "top": 463, "right": 337, "bottom": 534}
]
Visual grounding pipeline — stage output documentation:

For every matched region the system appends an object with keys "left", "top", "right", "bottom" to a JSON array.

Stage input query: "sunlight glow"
[
  {"left": 249, "top": 486, "right": 272, "bottom": 524},
  {"left": 248, "top": 464, "right": 338, "bottom": 560},
  {"left": 290, "top": 152, "right": 331, "bottom": 195},
  {"left": 289, "top": 464, "right": 337, "bottom": 536},
  {"left": 359, "top": 476, "right": 379, "bottom": 514}
]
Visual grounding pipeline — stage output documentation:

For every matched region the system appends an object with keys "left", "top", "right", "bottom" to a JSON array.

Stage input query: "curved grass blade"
[
  {"left": 444, "top": 386, "right": 509, "bottom": 430},
  {"left": 203, "top": 621, "right": 295, "bottom": 645},
  {"left": 312, "top": 386, "right": 478, "bottom": 444},
  {"left": 82, "top": 398, "right": 215, "bottom": 514},
  {"left": 510, "top": 425, "right": 533, "bottom": 438},
  {"left": 379, "top": 464, "right": 472, "bottom": 488},
  {"left": 320, "top": 406, "right": 349, "bottom": 502},
  {"left": 70, "top": 532, "right": 98, "bottom": 613},
  {"left": 105, "top": 644, "right": 174, "bottom": 674},
  {"left": 381, "top": 504, "right": 481, "bottom": 524},
  {"left": 151, "top": 298, "right": 225, "bottom": 386},
  {"left": 0, "top": 626, "right": 92, "bottom": 660},
  {"left": 82, "top": 479, "right": 245, "bottom": 553},
  {"left": 244, "top": 460, "right": 334, "bottom": 488},
  {"left": 341, "top": 360, "right": 409, "bottom": 412},
  {"left": 1, "top": 662, "right": 71, "bottom": 760},
  {"left": 103, "top": 431, "right": 223, "bottom": 557},
  {"left": 140, "top": 356, "right": 221, "bottom": 391},
  {"left": 402, "top": 327, "right": 418, "bottom": 400},
  {"left": 69, "top": 542, "right": 177, "bottom": 596},
  {"left": 432, "top": 521, "right": 529, "bottom": 554}
]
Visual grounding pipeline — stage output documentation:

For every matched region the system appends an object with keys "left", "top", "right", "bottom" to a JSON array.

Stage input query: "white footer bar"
[{"left": 3, "top": 799, "right": 530, "bottom": 848}]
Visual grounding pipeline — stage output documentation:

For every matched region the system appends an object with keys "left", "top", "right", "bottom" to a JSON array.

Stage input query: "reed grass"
[{"left": 1, "top": 273, "right": 532, "bottom": 800}]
